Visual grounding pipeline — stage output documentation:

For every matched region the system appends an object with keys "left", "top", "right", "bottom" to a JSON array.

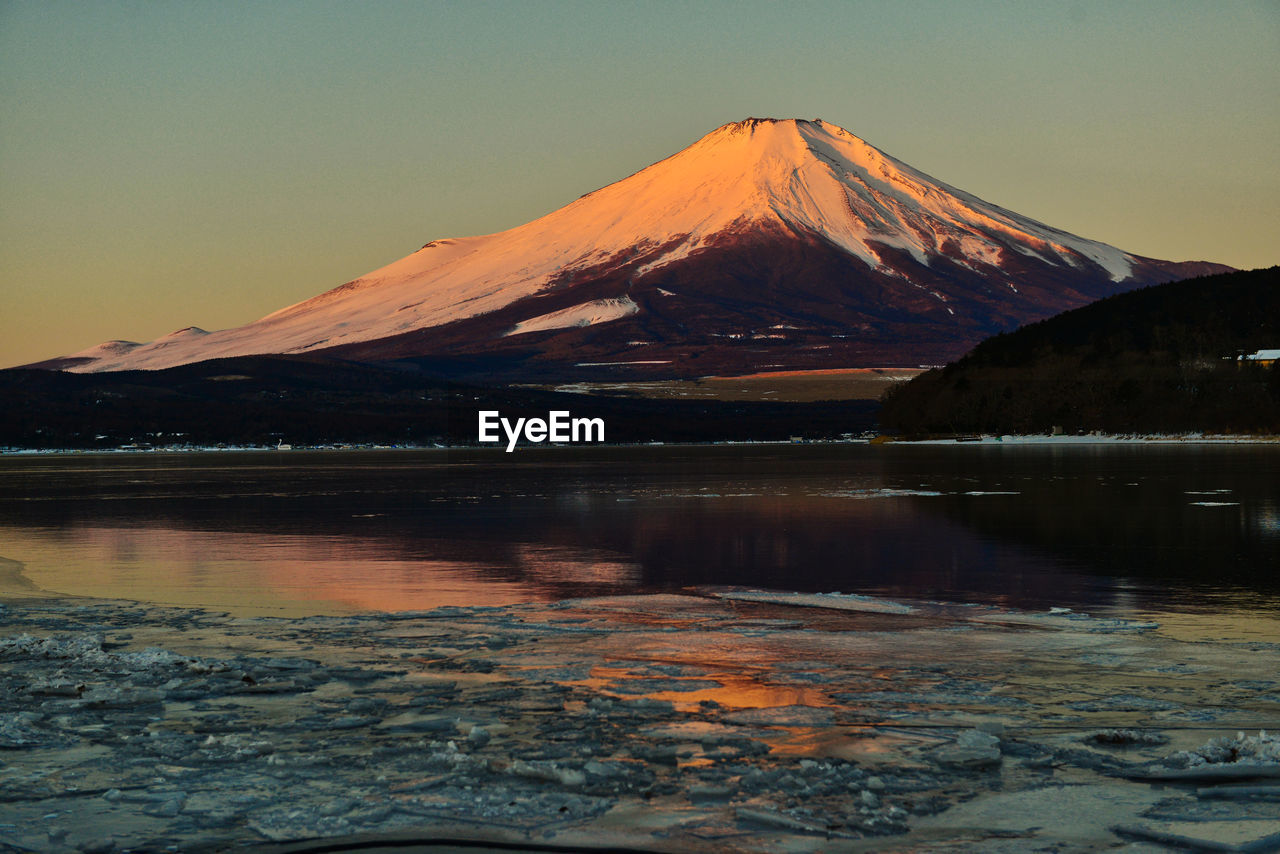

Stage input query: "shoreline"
[
  {"left": 3, "top": 432, "right": 1279, "bottom": 456},
  {"left": 3, "top": 589, "right": 1278, "bottom": 852}
]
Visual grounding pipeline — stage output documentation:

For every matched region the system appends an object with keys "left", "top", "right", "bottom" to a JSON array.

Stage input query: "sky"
[{"left": 1, "top": 0, "right": 1277, "bottom": 369}]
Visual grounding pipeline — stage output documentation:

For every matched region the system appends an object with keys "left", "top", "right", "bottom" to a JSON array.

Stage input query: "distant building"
[{"left": 1239, "top": 349, "right": 1280, "bottom": 367}]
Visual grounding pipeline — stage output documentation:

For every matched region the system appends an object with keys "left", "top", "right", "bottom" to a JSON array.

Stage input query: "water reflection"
[
  {"left": 0, "top": 445, "right": 1277, "bottom": 616},
  {"left": 0, "top": 525, "right": 537, "bottom": 613},
  {"left": 583, "top": 665, "right": 829, "bottom": 714}
]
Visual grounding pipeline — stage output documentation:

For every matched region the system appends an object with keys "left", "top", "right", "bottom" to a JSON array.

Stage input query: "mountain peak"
[
  {"left": 720, "top": 116, "right": 805, "bottom": 132},
  {"left": 718, "top": 117, "right": 824, "bottom": 131},
  {"left": 705, "top": 116, "right": 836, "bottom": 148},
  {"left": 708, "top": 117, "right": 866, "bottom": 149},
  {"left": 655, "top": 116, "right": 1133, "bottom": 280}
]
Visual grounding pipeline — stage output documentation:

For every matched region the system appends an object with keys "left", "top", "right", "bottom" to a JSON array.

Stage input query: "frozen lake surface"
[{"left": 3, "top": 590, "right": 1279, "bottom": 852}]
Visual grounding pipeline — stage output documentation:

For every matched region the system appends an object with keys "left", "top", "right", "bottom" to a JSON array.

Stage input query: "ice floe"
[{"left": 0, "top": 592, "right": 1275, "bottom": 852}]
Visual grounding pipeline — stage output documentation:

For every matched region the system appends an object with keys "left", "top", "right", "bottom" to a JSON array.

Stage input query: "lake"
[{"left": 2, "top": 443, "right": 1278, "bottom": 626}]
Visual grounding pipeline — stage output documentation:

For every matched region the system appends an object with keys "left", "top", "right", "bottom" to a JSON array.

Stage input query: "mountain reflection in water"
[{"left": 0, "top": 445, "right": 1276, "bottom": 617}]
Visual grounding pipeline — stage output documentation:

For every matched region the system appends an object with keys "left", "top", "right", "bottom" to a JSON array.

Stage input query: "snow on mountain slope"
[
  {"left": 504, "top": 297, "right": 638, "bottom": 337},
  {"left": 40, "top": 118, "right": 1226, "bottom": 374}
]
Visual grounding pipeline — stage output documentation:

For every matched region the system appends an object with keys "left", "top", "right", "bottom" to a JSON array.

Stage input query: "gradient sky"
[{"left": 2, "top": 0, "right": 1277, "bottom": 368}]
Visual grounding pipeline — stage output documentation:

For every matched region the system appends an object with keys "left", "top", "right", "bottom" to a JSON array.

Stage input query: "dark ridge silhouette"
[{"left": 880, "top": 266, "right": 1280, "bottom": 435}]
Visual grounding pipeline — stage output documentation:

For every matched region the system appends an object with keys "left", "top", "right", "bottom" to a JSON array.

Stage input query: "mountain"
[
  {"left": 879, "top": 266, "right": 1280, "bottom": 435},
  {"left": 34, "top": 118, "right": 1230, "bottom": 379}
]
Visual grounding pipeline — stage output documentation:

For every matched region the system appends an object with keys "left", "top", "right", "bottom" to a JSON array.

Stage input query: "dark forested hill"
[{"left": 880, "top": 266, "right": 1280, "bottom": 435}]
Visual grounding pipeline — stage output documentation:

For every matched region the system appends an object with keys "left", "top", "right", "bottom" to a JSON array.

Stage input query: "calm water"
[{"left": 1, "top": 444, "right": 1278, "bottom": 620}]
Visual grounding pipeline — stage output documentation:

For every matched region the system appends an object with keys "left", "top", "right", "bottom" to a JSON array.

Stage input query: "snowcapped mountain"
[{"left": 39, "top": 118, "right": 1229, "bottom": 377}]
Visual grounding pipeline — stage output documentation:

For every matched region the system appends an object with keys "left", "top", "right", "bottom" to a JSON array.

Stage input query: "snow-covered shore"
[
  {"left": 894, "top": 433, "right": 1280, "bottom": 445},
  {"left": 3, "top": 431, "right": 1278, "bottom": 457}
]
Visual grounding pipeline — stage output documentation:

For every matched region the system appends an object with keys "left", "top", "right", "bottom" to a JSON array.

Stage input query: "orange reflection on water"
[
  {"left": 583, "top": 664, "right": 830, "bottom": 713},
  {"left": 570, "top": 663, "right": 933, "bottom": 764},
  {"left": 766, "top": 724, "right": 938, "bottom": 764},
  {"left": 1, "top": 525, "right": 537, "bottom": 616},
  {"left": 512, "top": 544, "right": 640, "bottom": 587}
]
